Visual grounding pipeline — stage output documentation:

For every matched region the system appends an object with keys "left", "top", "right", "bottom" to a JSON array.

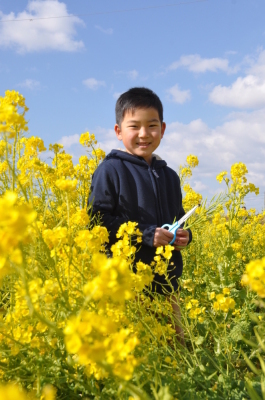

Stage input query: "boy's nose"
[{"left": 139, "top": 127, "right": 149, "bottom": 137}]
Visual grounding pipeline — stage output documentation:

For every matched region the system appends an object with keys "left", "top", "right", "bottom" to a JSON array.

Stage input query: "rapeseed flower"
[{"left": 241, "top": 257, "right": 265, "bottom": 297}]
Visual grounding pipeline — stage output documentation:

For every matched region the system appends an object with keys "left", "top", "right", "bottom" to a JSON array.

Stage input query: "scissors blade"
[{"left": 177, "top": 204, "right": 199, "bottom": 227}]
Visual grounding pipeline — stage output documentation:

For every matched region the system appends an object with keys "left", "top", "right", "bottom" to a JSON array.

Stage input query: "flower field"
[{"left": 0, "top": 90, "right": 265, "bottom": 399}]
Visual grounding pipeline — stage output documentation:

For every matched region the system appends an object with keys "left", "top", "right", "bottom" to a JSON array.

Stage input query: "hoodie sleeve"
[{"left": 89, "top": 162, "right": 157, "bottom": 246}]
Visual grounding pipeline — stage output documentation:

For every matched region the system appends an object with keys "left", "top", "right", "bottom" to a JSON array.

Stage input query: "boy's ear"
[
  {"left": 114, "top": 124, "right": 122, "bottom": 140},
  {"left": 161, "top": 122, "right": 166, "bottom": 139}
]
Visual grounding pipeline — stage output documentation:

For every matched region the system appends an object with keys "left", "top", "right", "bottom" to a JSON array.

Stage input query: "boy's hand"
[
  {"left": 173, "top": 229, "right": 189, "bottom": 251},
  {"left": 153, "top": 227, "right": 174, "bottom": 247}
]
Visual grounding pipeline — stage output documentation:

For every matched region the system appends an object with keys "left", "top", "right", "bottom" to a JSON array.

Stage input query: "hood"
[{"left": 105, "top": 149, "right": 167, "bottom": 170}]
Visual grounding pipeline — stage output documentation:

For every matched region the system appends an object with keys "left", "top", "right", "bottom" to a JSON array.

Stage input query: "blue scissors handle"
[
  {"left": 161, "top": 223, "right": 180, "bottom": 245},
  {"left": 161, "top": 205, "right": 198, "bottom": 246},
  {"left": 161, "top": 224, "right": 171, "bottom": 230}
]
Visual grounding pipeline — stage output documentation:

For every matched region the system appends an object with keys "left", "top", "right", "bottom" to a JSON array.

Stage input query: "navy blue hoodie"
[{"left": 89, "top": 149, "right": 192, "bottom": 294}]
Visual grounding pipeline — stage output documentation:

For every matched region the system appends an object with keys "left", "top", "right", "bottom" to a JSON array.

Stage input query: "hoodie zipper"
[
  {"left": 148, "top": 162, "right": 163, "bottom": 226},
  {"left": 152, "top": 169, "right": 159, "bottom": 178}
]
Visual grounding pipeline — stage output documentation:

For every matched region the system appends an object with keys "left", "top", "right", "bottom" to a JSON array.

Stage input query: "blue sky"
[{"left": 0, "top": 0, "right": 265, "bottom": 210}]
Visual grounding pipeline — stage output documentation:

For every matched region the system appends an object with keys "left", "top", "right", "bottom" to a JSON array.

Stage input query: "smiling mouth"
[{"left": 137, "top": 142, "right": 150, "bottom": 146}]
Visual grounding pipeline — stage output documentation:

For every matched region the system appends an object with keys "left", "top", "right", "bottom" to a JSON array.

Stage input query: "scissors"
[{"left": 161, "top": 204, "right": 199, "bottom": 245}]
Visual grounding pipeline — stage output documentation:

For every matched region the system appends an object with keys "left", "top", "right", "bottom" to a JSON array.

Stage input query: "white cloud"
[
  {"left": 157, "top": 109, "right": 265, "bottom": 193},
  {"left": 166, "top": 84, "right": 191, "bottom": 104},
  {"left": 59, "top": 133, "right": 80, "bottom": 148},
  {"left": 209, "top": 50, "right": 265, "bottom": 109},
  {"left": 115, "top": 70, "right": 139, "bottom": 80},
  {"left": 192, "top": 180, "right": 207, "bottom": 192},
  {"left": 113, "top": 92, "right": 122, "bottom": 100},
  {"left": 168, "top": 54, "right": 237, "bottom": 74},
  {"left": 0, "top": 0, "right": 84, "bottom": 53},
  {"left": 127, "top": 70, "right": 138, "bottom": 80},
  {"left": 246, "top": 49, "right": 265, "bottom": 78},
  {"left": 18, "top": 78, "right": 40, "bottom": 90},
  {"left": 83, "top": 78, "right": 106, "bottom": 90},
  {"left": 95, "top": 25, "right": 113, "bottom": 35},
  {"left": 209, "top": 75, "right": 265, "bottom": 108},
  {"left": 225, "top": 50, "right": 238, "bottom": 56}
]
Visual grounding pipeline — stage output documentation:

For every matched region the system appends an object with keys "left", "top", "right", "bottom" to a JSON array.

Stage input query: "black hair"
[{"left": 115, "top": 87, "right": 163, "bottom": 126}]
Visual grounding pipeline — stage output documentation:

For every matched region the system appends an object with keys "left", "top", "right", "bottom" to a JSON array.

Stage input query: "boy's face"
[{"left": 114, "top": 107, "right": 166, "bottom": 165}]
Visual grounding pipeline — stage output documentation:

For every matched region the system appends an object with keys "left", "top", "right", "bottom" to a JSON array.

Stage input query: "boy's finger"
[
  {"left": 154, "top": 239, "right": 173, "bottom": 247},
  {"left": 161, "top": 229, "right": 174, "bottom": 239},
  {"left": 176, "top": 228, "right": 189, "bottom": 236},
  {"left": 174, "top": 236, "right": 188, "bottom": 245}
]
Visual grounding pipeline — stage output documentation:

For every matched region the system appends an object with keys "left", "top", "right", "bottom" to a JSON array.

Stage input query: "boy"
[{"left": 89, "top": 87, "right": 191, "bottom": 339}]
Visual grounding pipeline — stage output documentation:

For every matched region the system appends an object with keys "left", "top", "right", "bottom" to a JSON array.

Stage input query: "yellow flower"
[
  {"left": 0, "top": 384, "right": 28, "bottom": 400},
  {"left": 64, "top": 332, "right": 83, "bottom": 354},
  {"left": 36, "top": 322, "right": 48, "bottom": 333},
  {"left": 230, "top": 162, "right": 248, "bottom": 181},
  {"left": 0, "top": 90, "right": 29, "bottom": 137},
  {"left": 182, "top": 279, "right": 195, "bottom": 292},
  {"left": 181, "top": 167, "right": 192, "bottom": 178},
  {"left": 0, "top": 160, "right": 8, "bottom": 174},
  {"left": 83, "top": 254, "right": 134, "bottom": 302},
  {"left": 156, "top": 246, "right": 164, "bottom": 255},
  {"left": 42, "top": 227, "right": 68, "bottom": 249},
  {"left": 49, "top": 143, "right": 64, "bottom": 154},
  {"left": 55, "top": 178, "right": 78, "bottom": 192},
  {"left": 79, "top": 132, "right": 97, "bottom": 147},
  {"left": 41, "top": 385, "right": 57, "bottom": 400},
  {"left": 213, "top": 294, "right": 235, "bottom": 312},
  {"left": 216, "top": 294, "right": 225, "bottom": 302},
  {"left": 189, "top": 307, "right": 201, "bottom": 319},
  {"left": 186, "top": 155, "right": 199, "bottom": 168},
  {"left": 213, "top": 301, "right": 220, "bottom": 311},
  {"left": 248, "top": 183, "right": 259, "bottom": 195},
  {"left": 163, "top": 245, "right": 174, "bottom": 260},
  {"left": 219, "top": 297, "right": 235, "bottom": 312},
  {"left": 92, "top": 148, "right": 105, "bottom": 161},
  {"left": 216, "top": 171, "right": 227, "bottom": 183},
  {"left": 241, "top": 257, "right": 265, "bottom": 297},
  {"left": 183, "top": 186, "right": 202, "bottom": 209}
]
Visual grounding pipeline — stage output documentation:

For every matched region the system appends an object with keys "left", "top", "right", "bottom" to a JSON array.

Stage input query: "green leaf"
[
  {"left": 195, "top": 336, "right": 205, "bottom": 345},
  {"left": 242, "top": 350, "right": 261, "bottom": 375},
  {"left": 157, "top": 386, "right": 173, "bottom": 400},
  {"left": 257, "top": 355, "right": 265, "bottom": 376},
  {"left": 255, "top": 327, "right": 265, "bottom": 353},
  {"left": 214, "top": 339, "right": 221, "bottom": 355},
  {"left": 238, "top": 288, "right": 247, "bottom": 300},
  {"left": 224, "top": 247, "right": 234, "bottom": 258},
  {"left": 229, "top": 325, "right": 243, "bottom": 342},
  {"left": 261, "top": 374, "right": 265, "bottom": 400},
  {"left": 206, "top": 371, "right": 218, "bottom": 381},
  {"left": 245, "top": 379, "right": 263, "bottom": 400},
  {"left": 232, "top": 231, "right": 240, "bottom": 240},
  {"left": 241, "top": 336, "right": 259, "bottom": 349}
]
